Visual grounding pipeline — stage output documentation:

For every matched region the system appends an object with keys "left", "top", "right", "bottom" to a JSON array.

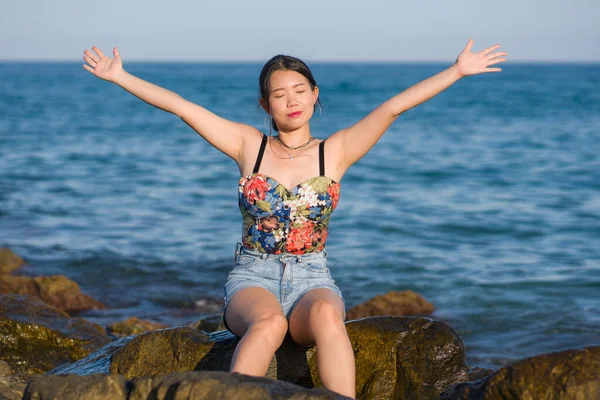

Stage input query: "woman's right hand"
[{"left": 82, "top": 46, "right": 123, "bottom": 83}]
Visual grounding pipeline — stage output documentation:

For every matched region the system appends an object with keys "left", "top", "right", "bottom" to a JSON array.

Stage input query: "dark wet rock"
[
  {"left": 0, "top": 294, "right": 111, "bottom": 375},
  {"left": 346, "top": 290, "right": 434, "bottom": 320},
  {"left": 49, "top": 316, "right": 471, "bottom": 399},
  {"left": 0, "top": 248, "right": 25, "bottom": 275},
  {"left": 24, "top": 374, "right": 128, "bottom": 400},
  {"left": 107, "top": 317, "right": 168, "bottom": 337},
  {"left": 128, "top": 370, "right": 350, "bottom": 399},
  {"left": 0, "top": 274, "right": 105, "bottom": 313},
  {"left": 190, "top": 314, "right": 226, "bottom": 332},
  {"left": 441, "top": 346, "right": 600, "bottom": 400},
  {"left": 465, "top": 366, "right": 494, "bottom": 382}
]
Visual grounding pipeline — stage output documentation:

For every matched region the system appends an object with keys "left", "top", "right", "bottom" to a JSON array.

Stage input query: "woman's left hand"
[{"left": 455, "top": 39, "right": 507, "bottom": 77}]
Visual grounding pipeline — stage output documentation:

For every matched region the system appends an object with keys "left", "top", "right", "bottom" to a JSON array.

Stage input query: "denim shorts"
[{"left": 223, "top": 243, "right": 346, "bottom": 336}]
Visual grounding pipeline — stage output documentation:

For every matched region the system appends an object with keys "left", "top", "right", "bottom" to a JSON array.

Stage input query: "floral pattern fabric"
[{"left": 238, "top": 173, "right": 340, "bottom": 254}]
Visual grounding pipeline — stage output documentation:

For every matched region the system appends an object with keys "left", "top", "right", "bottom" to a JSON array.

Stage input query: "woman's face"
[{"left": 266, "top": 69, "right": 319, "bottom": 133}]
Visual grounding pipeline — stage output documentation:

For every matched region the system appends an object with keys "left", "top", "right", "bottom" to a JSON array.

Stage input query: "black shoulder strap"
[
  {"left": 319, "top": 140, "right": 325, "bottom": 176},
  {"left": 252, "top": 134, "right": 268, "bottom": 174}
]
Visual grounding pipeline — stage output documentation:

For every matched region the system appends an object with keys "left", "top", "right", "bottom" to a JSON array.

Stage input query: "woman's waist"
[{"left": 236, "top": 242, "right": 328, "bottom": 261}]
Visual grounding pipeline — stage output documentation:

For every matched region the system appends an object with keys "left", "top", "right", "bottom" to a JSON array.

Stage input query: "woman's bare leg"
[
  {"left": 225, "top": 287, "right": 288, "bottom": 376},
  {"left": 288, "top": 288, "right": 355, "bottom": 399}
]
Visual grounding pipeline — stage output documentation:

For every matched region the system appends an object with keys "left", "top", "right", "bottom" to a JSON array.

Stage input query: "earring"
[{"left": 318, "top": 103, "right": 322, "bottom": 117}]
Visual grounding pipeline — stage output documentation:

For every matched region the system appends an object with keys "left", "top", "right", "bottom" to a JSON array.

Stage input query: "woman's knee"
[
  {"left": 249, "top": 313, "right": 289, "bottom": 340},
  {"left": 308, "top": 299, "right": 345, "bottom": 327}
]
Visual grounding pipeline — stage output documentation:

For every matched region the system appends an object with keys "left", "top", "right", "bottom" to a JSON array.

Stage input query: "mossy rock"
[
  {"left": 0, "top": 294, "right": 111, "bottom": 375},
  {"left": 441, "top": 346, "right": 600, "bottom": 400}
]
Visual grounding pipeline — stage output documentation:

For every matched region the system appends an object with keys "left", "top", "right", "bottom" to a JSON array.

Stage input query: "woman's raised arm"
[
  {"left": 82, "top": 46, "right": 256, "bottom": 162},
  {"left": 328, "top": 39, "right": 507, "bottom": 170}
]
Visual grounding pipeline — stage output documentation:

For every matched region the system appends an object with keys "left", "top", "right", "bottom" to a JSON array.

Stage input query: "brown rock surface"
[
  {"left": 24, "top": 374, "right": 128, "bottom": 400},
  {"left": 0, "top": 274, "right": 105, "bottom": 313},
  {"left": 23, "top": 371, "right": 350, "bottom": 400},
  {"left": 0, "top": 374, "right": 29, "bottom": 400},
  {"left": 107, "top": 317, "right": 169, "bottom": 337},
  {"left": 346, "top": 290, "right": 434, "bottom": 320},
  {"left": 128, "top": 371, "right": 350, "bottom": 400},
  {"left": 441, "top": 346, "right": 600, "bottom": 400},
  {"left": 0, "top": 294, "right": 111, "bottom": 375},
  {"left": 0, "top": 248, "right": 25, "bottom": 275}
]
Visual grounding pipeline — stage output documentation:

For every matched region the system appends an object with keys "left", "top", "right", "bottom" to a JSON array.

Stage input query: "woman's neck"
[{"left": 276, "top": 125, "right": 312, "bottom": 147}]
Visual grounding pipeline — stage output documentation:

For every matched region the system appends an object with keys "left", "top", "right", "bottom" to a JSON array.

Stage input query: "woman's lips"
[{"left": 287, "top": 111, "right": 302, "bottom": 118}]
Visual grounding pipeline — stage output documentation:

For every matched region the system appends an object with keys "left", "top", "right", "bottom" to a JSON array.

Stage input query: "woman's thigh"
[
  {"left": 224, "top": 286, "right": 286, "bottom": 338},
  {"left": 287, "top": 287, "right": 346, "bottom": 347}
]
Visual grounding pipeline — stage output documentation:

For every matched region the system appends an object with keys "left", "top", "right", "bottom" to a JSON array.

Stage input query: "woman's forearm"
[
  {"left": 113, "top": 70, "right": 185, "bottom": 115},
  {"left": 387, "top": 64, "right": 463, "bottom": 117}
]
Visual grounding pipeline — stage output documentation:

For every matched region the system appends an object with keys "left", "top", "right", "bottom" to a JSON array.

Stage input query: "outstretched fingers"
[
  {"left": 83, "top": 51, "right": 96, "bottom": 66},
  {"left": 82, "top": 64, "right": 94, "bottom": 73},
  {"left": 488, "top": 51, "right": 508, "bottom": 60},
  {"left": 92, "top": 46, "right": 105, "bottom": 59},
  {"left": 482, "top": 44, "right": 501, "bottom": 55}
]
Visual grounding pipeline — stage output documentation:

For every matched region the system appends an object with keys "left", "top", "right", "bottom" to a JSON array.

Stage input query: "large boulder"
[
  {"left": 51, "top": 316, "right": 472, "bottom": 399},
  {"left": 346, "top": 290, "right": 434, "bottom": 320},
  {"left": 441, "top": 346, "right": 600, "bottom": 400},
  {"left": 0, "top": 274, "right": 105, "bottom": 313},
  {"left": 0, "top": 294, "right": 111, "bottom": 375},
  {"left": 24, "top": 371, "right": 351, "bottom": 399},
  {"left": 0, "top": 248, "right": 25, "bottom": 275}
]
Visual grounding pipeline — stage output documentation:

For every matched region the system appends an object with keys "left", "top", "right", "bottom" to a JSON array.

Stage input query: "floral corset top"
[{"left": 238, "top": 135, "right": 340, "bottom": 254}]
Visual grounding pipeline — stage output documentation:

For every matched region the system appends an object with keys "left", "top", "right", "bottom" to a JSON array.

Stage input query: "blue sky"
[{"left": 1, "top": 0, "right": 598, "bottom": 62}]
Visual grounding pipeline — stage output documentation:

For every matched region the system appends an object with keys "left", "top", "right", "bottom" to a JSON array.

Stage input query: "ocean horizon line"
[{"left": 1, "top": 59, "right": 600, "bottom": 65}]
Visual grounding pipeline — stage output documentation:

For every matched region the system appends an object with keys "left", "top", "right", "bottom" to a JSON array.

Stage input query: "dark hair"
[{"left": 259, "top": 54, "right": 321, "bottom": 132}]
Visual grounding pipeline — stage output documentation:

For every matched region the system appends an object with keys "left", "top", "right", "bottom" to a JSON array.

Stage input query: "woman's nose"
[{"left": 286, "top": 92, "right": 298, "bottom": 107}]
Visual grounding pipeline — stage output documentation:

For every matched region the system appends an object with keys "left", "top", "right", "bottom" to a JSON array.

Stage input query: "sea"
[{"left": 0, "top": 61, "right": 598, "bottom": 370}]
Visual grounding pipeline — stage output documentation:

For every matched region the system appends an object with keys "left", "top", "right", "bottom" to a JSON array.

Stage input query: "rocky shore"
[{"left": 1, "top": 247, "right": 598, "bottom": 399}]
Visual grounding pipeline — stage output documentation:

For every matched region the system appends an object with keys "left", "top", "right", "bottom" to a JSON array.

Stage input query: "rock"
[
  {"left": 50, "top": 316, "right": 471, "bottom": 399},
  {"left": 190, "top": 314, "right": 226, "bottom": 332},
  {"left": 107, "top": 317, "right": 169, "bottom": 337},
  {"left": 347, "top": 317, "right": 467, "bottom": 399},
  {"left": 128, "top": 371, "right": 350, "bottom": 400},
  {"left": 441, "top": 346, "right": 600, "bottom": 400},
  {"left": 24, "top": 374, "right": 128, "bottom": 400},
  {"left": 22, "top": 371, "right": 350, "bottom": 400},
  {"left": 0, "top": 274, "right": 105, "bottom": 313},
  {"left": 0, "top": 374, "right": 29, "bottom": 400},
  {"left": 0, "top": 361, "right": 26, "bottom": 400},
  {"left": 0, "top": 294, "right": 111, "bottom": 375},
  {"left": 0, "top": 248, "right": 25, "bottom": 275},
  {"left": 193, "top": 296, "right": 225, "bottom": 314},
  {"left": 0, "top": 362, "right": 12, "bottom": 377},
  {"left": 346, "top": 290, "right": 434, "bottom": 320}
]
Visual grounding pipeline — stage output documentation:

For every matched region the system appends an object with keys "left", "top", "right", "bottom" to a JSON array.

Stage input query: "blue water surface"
[{"left": 1, "top": 61, "right": 599, "bottom": 369}]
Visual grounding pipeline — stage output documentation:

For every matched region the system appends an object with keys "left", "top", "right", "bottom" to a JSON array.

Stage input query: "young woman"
[{"left": 82, "top": 39, "right": 506, "bottom": 399}]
